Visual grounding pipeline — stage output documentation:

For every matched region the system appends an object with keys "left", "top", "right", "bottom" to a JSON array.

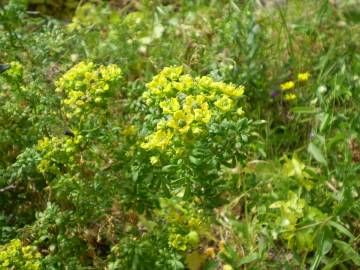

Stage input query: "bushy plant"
[{"left": 1, "top": 0, "right": 360, "bottom": 269}]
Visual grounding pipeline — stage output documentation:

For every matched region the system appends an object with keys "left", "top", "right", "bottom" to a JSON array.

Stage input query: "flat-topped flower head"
[
  {"left": 55, "top": 62, "right": 122, "bottom": 119},
  {"left": 141, "top": 129, "right": 173, "bottom": 150},
  {"left": 167, "top": 110, "right": 194, "bottom": 133},
  {"left": 214, "top": 95, "right": 234, "bottom": 112},
  {"left": 216, "top": 82, "right": 245, "bottom": 97},
  {"left": 141, "top": 66, "right": 246, "bottom": 151},
  {"left": 7, "top": 61, "right": 23, "bottom": 79},
  {"left": 160, "top": 98, "right": 180, "bottom": 114}
]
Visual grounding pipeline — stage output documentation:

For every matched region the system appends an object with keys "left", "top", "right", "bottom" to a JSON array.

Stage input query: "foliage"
[{"left": 1, "top": 0, "right": 360, "bottom": 269}]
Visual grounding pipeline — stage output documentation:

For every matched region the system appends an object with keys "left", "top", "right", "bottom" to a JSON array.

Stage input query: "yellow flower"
[
  {"left": 94, "top": 97, "right": 102, "bottom": 103},
  {"left": 161, "top": 66, "right": 183, "bottom": 80},
  {"left": 297, "top": 72, "right": 310, "bottom": 82},
  {"left": 197, "top": 76, "right": 214, "bottom": 89},
  {"left": 184, "top": 95, "right": 205, "bottom": 110},
  {"left": 122, "top": 125, "right": 138, "bottom": 136},
  {"left": 285, "top": 93, "right": 297, "bottom": 101},
  {"left": 141, "top": 130, "right": 173, "bottom": 150},
  {"left": 183, "top": 95, "right": 212, "bottom": 123},
  {"left": 167, "top": 110, "right": 194, "bottom": 133},
  {"left": 150, "top": 156, "right": 160, "bottom": 165},
  {"left": 99, "top": 64, "right": 122, "bottom": 81},
  {"left": 219, "top": 82, "right": 245, "bottom": 97},
  {"left": 214, "top": 95, "right": 233, "bottom": 112},
  {"left": 280, "top": 81, "right": 295, "bottom": 91},
  {"left": 204, "top": 247, "right": 216, "bottom": 258},
  {"left": 219, "top": 240, "right": 226, "bottom": 252},
  {"left": 8, "top": 61, "right": 23, "bottom": 78},
  {"left": 56, "top": 62, "right": 122, "bottom": 119},
  {"left": 194, "top": 107, "right": 212, "bottom": 123},
  {"left": 159, "top": 98, "right": 180, "bottom": 114},
  {"left": 178, "top": 74, "right": 193, "bottom": 90},
  {"left": 156, "top": 120, "right": 168, "bottom": 130},
  {"left": 192, "top": 126, "right": 203, "bottom": 135},
  {"left": 236, "top": 107, "right": 244, "bottom": 116}
]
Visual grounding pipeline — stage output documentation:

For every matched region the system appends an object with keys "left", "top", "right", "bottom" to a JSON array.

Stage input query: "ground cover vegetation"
[{"left": 1, "top": 0, "right": 360, "bottom": 269}]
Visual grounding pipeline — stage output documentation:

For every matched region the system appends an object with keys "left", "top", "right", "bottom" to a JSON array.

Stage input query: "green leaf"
[
  {"left": 161, "top": 179, "right": 171, "bottom": 197},
  {"left": 189, "top": 156, "right": 202, "bottom": 165},
  {"left": 329, "top": 221, "right": 354, "bottom": 240},
  {"left": 203, "top": 260, "right": 220, "bottom": 270},
  {"left": 334, "top": 240, "right": 360, "bottom": 266},
  {"left": 327, "top": 133, "right": 346, "bottom": 149},
  {"left": 310, "top": 227, "right": 333, "bottom": 270},
  {"left": 308, "top": 142, "right": 327, "bottom": 166},
  {"left": 319, "top": 113, "right": 331, "bottom": 132},
  {"left": 238, "top": 253, "right": 258, "bottom": 266}
]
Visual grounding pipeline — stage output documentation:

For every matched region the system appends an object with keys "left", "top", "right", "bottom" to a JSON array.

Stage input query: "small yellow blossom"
[
  {"left": 175, "top": 147, "right": 185, "bottom": 156},
  {"left": 236, "top": 107, "right": 244, "bottom": 116},
  {"left": 7, "top": 61, "right": 23, "bottom": 79},
  {"left": 156, "top": 120, "right": 168, "bottom": 130},
  {"left": 141, "top": 130, "right": 173, "bottom": 150},
  {"left": 178, "top": 74, "right": 193, "bottom": 90},
  {"left": 99, "top": 64, "right": 122, "bottom": 81},
  {"left": 184, "top": 95, "right": 206, "bottom": 110},
  {"left": 167, "top": 110, "right": 194, "bottom": 133},
  {"left": 280, "top": 81, "right": 295, "bottom": 91},
  {"left": 214, "top": 95, "right": 234, "bottom": 112},
  {"left": 204, "top": 247, "right": 216, "bottom": 258},
  {"left": 192, "top": 126, "right": 203, "bottom": 135},
  {"left": 122, "top": 125, "right": 138, "bottom": 136},
  {"left": 219, "top": 240, "right": 226, "bottom": 252},
  {"left": 197, "top": 76, "right": 214, "bottom": 89},
  {"left": 220, "top": 83, "right": 245, "bottom": 97},
  {"left": 297, "top": 72, "right": 310, "bottom": 82},
  {"left": 94, "top": 97, "right": 102, "bottom": 103},
  {"left": 150, "top": 156, "right": 160, "bottom": 165},
  {"left": 285, "top": 93, "right": 297, "bottom": 101},
  {"left": 161, "top": 66, "right": 183, "bottom": 80},
  {"left": 184, "top": 95, "right": 212, "bottom": 123},
  {"left": 194, "top": 107, "right": 212, "bottom": 123},
  {"left": 160, "top": 98, "right": 180, "bottom": 114}
]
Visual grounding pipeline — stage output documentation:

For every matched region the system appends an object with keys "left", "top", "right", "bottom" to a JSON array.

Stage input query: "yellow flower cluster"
[
  {"left": 0, "top": 239, "right": 41, "bottom": 270},
  {"left": 158, "top": 199, "right": 203, "bottom": 251},
  {"left": 36, "top": 134, "right": 82, "bottom": 174},
  {"left": 141, "top": 66, "right": 245, "bottom": 151},
  {"left": 7, "top": 61, "right": 23, "bottom": 79},
  {"left": 279, "top": 71, "right": 311, "bottom": 101},
  {"left": 55, "top": 61, "right": 122, "bottom": 118},
  {"left": 141, "top": 129, "right": 173, "bottom": 151}
]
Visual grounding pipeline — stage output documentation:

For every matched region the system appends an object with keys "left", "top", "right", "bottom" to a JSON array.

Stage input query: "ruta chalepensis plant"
[{"left": 135, "top": 66, "right": 252, "bottom": 207}]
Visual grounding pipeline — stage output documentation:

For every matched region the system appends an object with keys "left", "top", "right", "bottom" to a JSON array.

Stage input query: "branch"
[{"left": 0, "top": 183, "right": 17, "bottom": 193}]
